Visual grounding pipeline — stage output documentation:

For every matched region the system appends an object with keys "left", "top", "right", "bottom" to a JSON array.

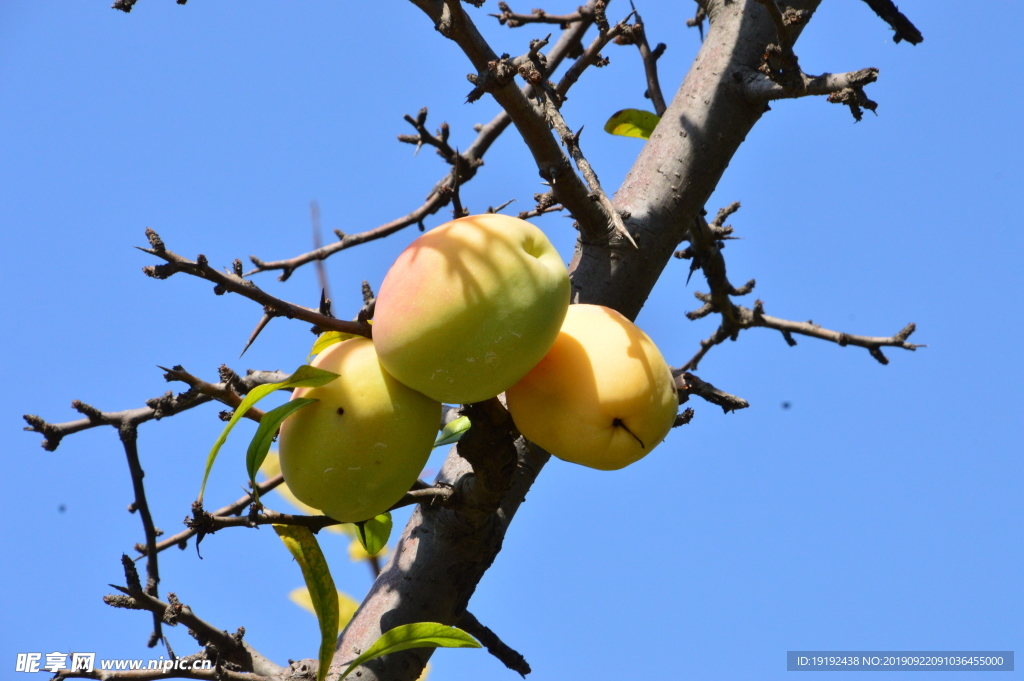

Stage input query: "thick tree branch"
[{"left": 139, "top": 229, "right": 372, "bottom": 338}]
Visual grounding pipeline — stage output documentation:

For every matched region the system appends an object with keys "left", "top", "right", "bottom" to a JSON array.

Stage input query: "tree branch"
[
  {"left": 247, "top": 3, "right": 601, "bottom": 281},
  {"left": 98, "top": 557, "right": 281, "bottom": 679},
  {"left": 612, "top": 10, "right": 667, "bottom": 116},
  {"left": 489, "top": 1, "right": 595, "bottom": 29},
  {"left": 413, "top": 0, "right": 627, "bottom": 246},
  {"left": 457, "top": 611, "right": 531, "bottom": 678},
  {"left": 23, "top": 367, "right": 288, "bottom": 451},
  {"left": 675, "top": 204, "right": 921, "bottom": 370},
  {"left": 185, "top": 486, "right": 455, "bottom": 536},
  {"left": 138, "top": 229, "right": 372, "bottom": 338},
  {"left": 674, "top": 370, "right": 749, "bottom": 413},
  {"left": 858, "top": 0, "right": 923, "bottom": 45}
]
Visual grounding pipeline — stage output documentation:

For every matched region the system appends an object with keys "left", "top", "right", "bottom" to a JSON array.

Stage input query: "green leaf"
[
  {"left": 198, "top": 365, "right": 340, "bottom": 503},
  {"left": 434, "top": 415, "right": 471, "bottom": 448},
  {"left": 355, "top": 512, "right": 392, "bottom": 557},
  {"left": 246, "top": 398, "right": 318, "bottom": 501},
  {"left": 340, "top": 622, "right": 480, "bottom": 680},
  {"left": 309, "top": 331, "right": 357, "bottom": 361},
  {"left": 603, "top": 108, "right": 661, "bottom": 140},
  {"left": 274, "top": 525, "right": 339, "bottom": 681}
]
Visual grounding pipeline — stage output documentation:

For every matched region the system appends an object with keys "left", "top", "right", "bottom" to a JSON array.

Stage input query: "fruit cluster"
[{"left": 279, "top": 214, "right": 678, "bottom": 522}]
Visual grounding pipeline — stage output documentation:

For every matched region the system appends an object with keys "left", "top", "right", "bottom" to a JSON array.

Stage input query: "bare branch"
[
  {"left": 119, "top": 425, "right": 164, "bottom": 647},
  {"left": 612, "top": 11, "right": 667, "bottom": 116},
  {"left": 143, "top": 476, "right": 284, "bottom": 557},
  {"left": 858, "top": 0, "right": 923, "bottom": 45},
  {"left": 686, "top": 0, "right": 708, "bottom": 40},
  {"left": 682, "top": 299, "right": 922, "bottom": 371},
  {"left": 674, "top": 370, "right": 749, "bottom": 413},
  {"left": 413, "top": 0, "right": 625, "bottom": 246},
  {"left": 23, "top": 368, "right": 288, "bottom": 451},
  {"left": 247, "top": 3, "right": 601, "bottom": 280},
  {"left": 536, "top": 87, "right": 636, "bottom": 248},
  {"left": 457, "top": 611, "right": 531, "bottom": 677},
  {"left": 744, "top": 66, "right": 878, "bottom": 103},
  {"left": 490, "top": 1, "right": 589, "bottom": 28},
  {"left": 677, "top": 206, "right": 921, "bottom": 370},
  {"left": 99, "top": 561, "right": 281, "bottom": 679},
  {"left": 139, "top": 229, "right": 372, "bottom": 338},
  {"left": 185, "top": 485, "right": 455, "bottom": 536}
]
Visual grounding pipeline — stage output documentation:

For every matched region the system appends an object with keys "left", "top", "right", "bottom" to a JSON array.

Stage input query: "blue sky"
[{"left": 1, "top": 1, "right": 1020, "bottom": 679}]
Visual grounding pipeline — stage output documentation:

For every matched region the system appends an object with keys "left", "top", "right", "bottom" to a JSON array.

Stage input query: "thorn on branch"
[
  {"left": 828, "top": 86, "right": 879, "bottom": 122},
  {"left": 673, "top": 408, "right": 695, "bottom": 427}
]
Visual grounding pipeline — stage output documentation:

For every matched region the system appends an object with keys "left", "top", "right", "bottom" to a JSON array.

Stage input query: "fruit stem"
[{"left": 612, "top": 418, "right": 645, "bottom": 449}]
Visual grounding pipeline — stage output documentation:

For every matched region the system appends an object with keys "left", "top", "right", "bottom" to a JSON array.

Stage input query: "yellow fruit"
[
  {"left": 506, "top": 304, "right": 678, "bottom": 470},
  {"left": 372, "top": 213, "right": 570, "bottom": 404},
  {"left": 279, "top": 338, "right": 441, "bottom": 522}
]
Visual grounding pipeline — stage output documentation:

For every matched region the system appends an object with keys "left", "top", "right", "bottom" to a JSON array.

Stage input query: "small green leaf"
[
  {"left": 355, "top": 512, "right": 392, "bottom": 557},
  {"left": 274, "top": 525, "right": 339, "bottom": 681},
  {"left": 340, "top": 622, "right": 480, "bottom": 680},
  {"left": 603, "top": 108, "right": 661, "bottom": 140},
  {"left": 246, "top": 398, "right": 318, "bottom": 500},
  {"left": 309, "top": 331, "right": 357, "bottom": 361},
  {"left": 434, "top": 415, "right": 471, "bottom": 448},
  {"left": 198, "top": 365, "right": 339, "bottom": 503}
]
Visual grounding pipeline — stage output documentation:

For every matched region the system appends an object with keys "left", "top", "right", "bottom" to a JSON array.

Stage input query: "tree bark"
[{"left": 332, "top": 2, "right": 821, "bottom": 679}]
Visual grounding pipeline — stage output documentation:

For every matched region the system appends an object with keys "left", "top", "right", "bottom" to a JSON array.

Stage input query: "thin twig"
[
  {"left": 458, "top": 611, "right": 531, "bottom": 677},
  {"left": 186, "top": 487, "right": 455, "bottom": 536},
  {"left": 246, "top": 2, "right": 602, "bottom": 280},
  {"left": 138, "top": 228, "right": 372, "bottom": 338},
  {"left": 858, "top": 0, "right": 923, "bottom": 44},
  {"left": 536, "top": 85, "right": 637, "bottom": 248},
  {"left": 490, "top": 1, "right": 589, "bottom": 28},
  {"left": 614, "top": 7, "right": 667, "bottom": 116},
  {"left": 677, "top": 205, "right": 921, "bottom": 370},
  {"left": 118, "top": 424, "right": 164, "bottom": 647},
  {"left": 142, "top": 475, "right": 285, "bottom": 557},
  {"left": 674, "top": 370, "right": 749, "bottom": 413},
  {"left": 23, "top": 369, "right": 288, "bottom": 452}
]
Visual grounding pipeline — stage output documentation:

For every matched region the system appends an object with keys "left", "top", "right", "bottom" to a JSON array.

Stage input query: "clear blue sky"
[{"left": 2, "top": 1, "right": 1021, "bottom": 679}]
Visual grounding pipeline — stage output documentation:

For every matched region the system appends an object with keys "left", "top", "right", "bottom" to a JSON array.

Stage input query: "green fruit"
[
  {"left": 279, "top": 338, "right": 441, "bottom": 522},
  {"left": 372, "top": 213, "right": 570, "bottom": 404}
]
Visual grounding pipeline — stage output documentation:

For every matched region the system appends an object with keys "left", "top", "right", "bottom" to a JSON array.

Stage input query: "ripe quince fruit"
[{"left": 506, "top": 304, "right": 678, "bottom": 470}]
